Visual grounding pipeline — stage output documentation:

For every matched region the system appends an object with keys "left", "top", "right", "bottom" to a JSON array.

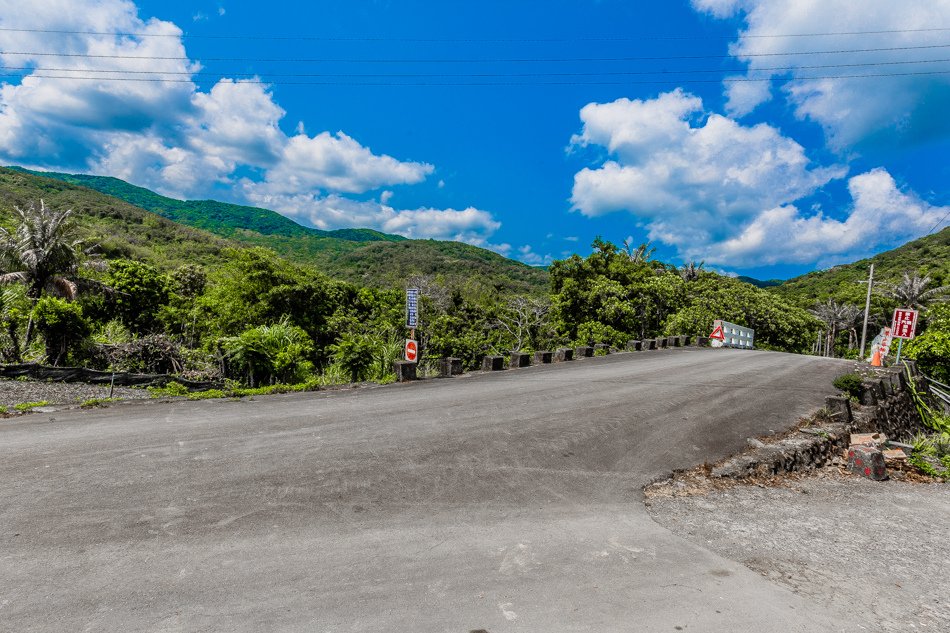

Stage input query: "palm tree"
[
  {"left": 881, "top": 272, "right": 948, "bottom": 309},
  {"left": 678, "top": 260, "right": 705, "bottom": 281},
  {"left": 621, "top": 238, "right": 655, "bottom": 264},
  {"left": 0, "top": 200, "right": 83, "bottom": 300},
  {"left": 0, "top": 200, "right": 88, "bottom": 350}
]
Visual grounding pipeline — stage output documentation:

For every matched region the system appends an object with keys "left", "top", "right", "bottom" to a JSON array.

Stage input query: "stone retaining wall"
[
  {"left": 709, "top": 362, "right": 932, "bottom": 480},
  {"left": 0, "top": 363, "right": 219, "bottom": 390}
]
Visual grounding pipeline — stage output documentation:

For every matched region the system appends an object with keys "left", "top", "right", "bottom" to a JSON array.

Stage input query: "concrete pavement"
[{"left": 0, "top": 348, "right": 853, "bottom": 632}]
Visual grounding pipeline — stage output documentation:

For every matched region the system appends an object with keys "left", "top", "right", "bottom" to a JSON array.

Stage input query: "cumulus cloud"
[
  {"left": 0, "top": 0, "right": 458, "bottom": 241},
  {"left": 239, "top": 188, "right": 503, "bottom": 247},
  {"left": 709, "top": 169, "right": 948, "bottom": 266},
  {"left": 569, "top": 90, "right": 945, "bottom": 267},
  {"left": 692, "top": 0, "right": 950, "bottom": 148},
  {"left": 571, "top": 90, "right": 844, "bottom": 259},
  {"left": 517, "top": 245, "right": 553, "bottom": 266}
]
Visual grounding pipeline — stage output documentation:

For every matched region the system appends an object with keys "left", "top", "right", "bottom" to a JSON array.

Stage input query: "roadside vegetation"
[{"left": 0, "top": 168, "right": 944, "bottom": 394}]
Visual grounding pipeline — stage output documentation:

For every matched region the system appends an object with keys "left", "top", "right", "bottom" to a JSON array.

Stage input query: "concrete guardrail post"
[
  {"left": 394, "top": 361, "right": 417, "bottom": 382},
  {"left": 626, "top": 340, "right": 642, "bottom": 351},
  {"left": 439, "top": 358, "right": 463, "bottom": 377},
  {"left": 554, "top": 348, "right": 574, "bottom": 362},
  {"left": 575, "top": 346, "right": 594, "bottom": 358},
  {"left": 692, "top": 336, "right": 709, "bottom": 347},
  {"left": 657, "top": 338, "right": 669, "bottom": 349},
  {"left": 482, "top": 355, "right": 505, "bottom": 371},
  {"left": 509, "top": 352, "right": 531, "bottom": 369},
  {"left": 642, "top": 339, "right": 657, "bottom": 350},
  {"left": 533, "top": 350, "right": 553, "bottom": 364}
]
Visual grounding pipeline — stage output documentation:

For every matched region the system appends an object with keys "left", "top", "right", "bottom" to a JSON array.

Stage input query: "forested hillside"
[{"left": 13, "top": 168, "right": 548, "bottom": 295}]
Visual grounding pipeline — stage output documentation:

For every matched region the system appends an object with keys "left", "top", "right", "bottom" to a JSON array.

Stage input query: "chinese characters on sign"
[
  {"left": 891, "top": 308, "right": 918, "bottom": 340},
  {"left": 405, "top": 288, "right": 419, "bottom": 329}
]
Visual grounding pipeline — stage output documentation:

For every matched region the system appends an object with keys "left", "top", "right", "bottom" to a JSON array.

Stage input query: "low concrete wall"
[{"left": 394, "top": 361, "right": 417, "bottom": 382}]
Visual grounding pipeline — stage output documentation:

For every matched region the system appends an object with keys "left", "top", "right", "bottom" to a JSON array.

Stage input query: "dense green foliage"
[
  {"left": 550, "top": 238, "right": 821, "bottom": 352},
  {"left": 32, "top": 296, "right": 90, "bottom": 366},
  {"left": 903, "top": 303, "right": 950, "bottom": 382},
  {"left": 2, "top": 167, "right": 943, "bottom": 387}
]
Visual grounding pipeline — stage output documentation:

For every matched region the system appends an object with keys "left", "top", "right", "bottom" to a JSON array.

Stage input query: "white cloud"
[
  {"left": 239, "top": 188, "right": 503, "bottom": 248},
  {"left": 0, "top": 0, "right": 445, "bottom": 214},
  {"left": 569, "top": 90, "right": 946, "bottom": 267},
  {"left": 708, "top": 168, "right": 948, "bottom": 266},
  {"left": 517, "top": 245, "right": 553, "bottom": 266},
  {"left": 570, "top": 90, "right": 845, "bottom": 263},
  {"left": 692, "top": 0, "right": 950, "bottom": 148}
]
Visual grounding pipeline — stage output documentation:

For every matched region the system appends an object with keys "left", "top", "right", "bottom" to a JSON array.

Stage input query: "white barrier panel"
[{"left": 711, "top": 320, "right": 755, "bottom": 349}]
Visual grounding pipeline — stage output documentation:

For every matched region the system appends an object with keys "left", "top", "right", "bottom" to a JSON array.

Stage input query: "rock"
[{"left": 847, "top": 445, "right": 887, "bottom": 480}]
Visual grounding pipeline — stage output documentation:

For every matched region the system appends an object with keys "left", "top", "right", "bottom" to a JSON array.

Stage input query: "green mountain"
[
  {"left": 774, "top": 227, "right": 950, "bottom": 307},
  {"left": 0, "top": 168, "right": 232, "bottom": 271},
  {"left": 3, "top": 168, "right": 549, "bottom": 294}
]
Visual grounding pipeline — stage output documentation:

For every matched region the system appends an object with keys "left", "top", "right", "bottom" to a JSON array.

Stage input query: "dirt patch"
[
  {"left": 646, "top": 467, "right": 949, "bottom": 631},
  {"left": 0, "top": 377, "right": 150, "bottom": 409}
]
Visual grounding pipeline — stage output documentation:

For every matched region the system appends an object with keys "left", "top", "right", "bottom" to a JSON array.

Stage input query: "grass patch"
[
  {"left": 14, "top": 400, "right": 51, "bottom": 411},
  {"left": 79, "top": 397, "right": 119, "bottom": 408}
]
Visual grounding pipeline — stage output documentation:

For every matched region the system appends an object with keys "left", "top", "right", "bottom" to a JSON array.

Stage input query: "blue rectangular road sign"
[{"left": 406, "top": 288, "right": 419, "bottom": 328}]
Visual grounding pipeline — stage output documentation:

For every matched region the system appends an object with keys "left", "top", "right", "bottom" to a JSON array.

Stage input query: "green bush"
[
  {"left": 31, "top": 296, "right": 91, "bottom": 366},
  {"left": 832, "top": 373, "right": 864, "bottom": 399},
  {"left": 329, "top": 332, "right": 376, "bottom": 383},
  {"left": 221, "top": 317, "right": 315, "bottom": 386}
]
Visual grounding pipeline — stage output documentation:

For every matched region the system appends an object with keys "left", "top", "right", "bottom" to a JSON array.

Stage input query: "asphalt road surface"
[{"left": 0, "top": 348, "right": 854, "bottom": 632}]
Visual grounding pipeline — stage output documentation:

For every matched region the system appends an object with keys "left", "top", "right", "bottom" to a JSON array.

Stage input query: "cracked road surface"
[{"left": 1, "top": 348, "right": 853, "bottom": 632}]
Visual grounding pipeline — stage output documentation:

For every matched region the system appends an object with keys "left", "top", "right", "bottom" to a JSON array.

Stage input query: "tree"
[
  {"left": 678, "top": 260, "right": 705, "bottom": 282},
  {"left": 495, "top": 295, "right": 551, "bottom": 351},
  {"left": 0, "top": 200, "right": 84, "bottom": 301},
  {"left": 107, "top": 259, "right": 171, "bottom": 333},
  {"left": 881, "top": 272, "right": 948, "bottom": 309}
]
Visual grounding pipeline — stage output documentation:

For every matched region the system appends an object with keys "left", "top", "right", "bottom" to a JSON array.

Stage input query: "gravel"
[
  {"left": 646, "top": 470, "right": 950, "bottom": 632},
  {"left": 0, "top": 377, "right": 151, "bottom": 409}
]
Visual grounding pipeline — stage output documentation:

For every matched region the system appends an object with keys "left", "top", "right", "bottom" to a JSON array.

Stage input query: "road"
[{"left": 0, "top": 348, "right": 853, "bottom": 632}]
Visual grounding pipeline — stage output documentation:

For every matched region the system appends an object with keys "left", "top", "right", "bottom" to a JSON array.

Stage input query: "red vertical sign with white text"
[{"left": 891, "top": 309, "right": 918, "bottom": 340}]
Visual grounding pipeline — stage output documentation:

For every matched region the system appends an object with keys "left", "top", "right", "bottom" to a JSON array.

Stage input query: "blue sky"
[{"left": 1, "top": 0, "right": 948, "bottom": 279}]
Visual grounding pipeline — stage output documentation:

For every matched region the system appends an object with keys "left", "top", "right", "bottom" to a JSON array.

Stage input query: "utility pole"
[{"left": 859, "top": 263, "right": 874, "bottom": 359}]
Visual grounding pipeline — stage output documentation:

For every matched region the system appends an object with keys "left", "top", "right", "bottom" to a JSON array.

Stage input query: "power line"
[
  {"left": 4, "top": 58, "right": 949, "bottom": 79},
  {"left": 927, "top": 208, "right": 950, "bottom": 234},
  {"left": 6, "top": 69, "right": 949, "bottom": 86},
  {"left": 3, "top": 43, "right": 950, "bottom": 63},
  {"left": 1, "top": 26, "right": 949, "bottom": 42}
]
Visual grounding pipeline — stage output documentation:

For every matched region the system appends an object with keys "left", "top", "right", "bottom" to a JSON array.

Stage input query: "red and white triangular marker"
[{"left": 710, "top": 325, "right": 725, "bottom": 340}]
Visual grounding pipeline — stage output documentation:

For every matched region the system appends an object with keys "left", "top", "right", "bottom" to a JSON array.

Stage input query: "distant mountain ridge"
[
  {"left": 3, "top": 167, "right": 549, "bottom": 294},
  {"left": 9, "top": 167, "right": 403, "bottom": 243},
  {"left": 773, "top": 227, "right": 950, "bottom": 306}
]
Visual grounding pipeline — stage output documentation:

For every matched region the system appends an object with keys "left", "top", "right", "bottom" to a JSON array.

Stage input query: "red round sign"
[{"left": 405, "top": 339, "right": 418, "bottom": 362}]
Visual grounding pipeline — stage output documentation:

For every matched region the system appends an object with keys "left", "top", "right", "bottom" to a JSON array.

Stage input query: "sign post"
[
  {"left": 890, "top": 308, "right": 918, "bottom": 364},
  {"left": 405, "top": 288, "right": 420, "bottom": 363}
]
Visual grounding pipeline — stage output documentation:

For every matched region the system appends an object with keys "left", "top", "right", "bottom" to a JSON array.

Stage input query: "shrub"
[
  {"left": 221, "top": 318, "right": 314, "bottom": 386},
  {"left": 832, "top": 373, "right": 864, "bottom": 399},
  {"left": 31, "top": 296, "right": 91, "bottom": 366}
]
